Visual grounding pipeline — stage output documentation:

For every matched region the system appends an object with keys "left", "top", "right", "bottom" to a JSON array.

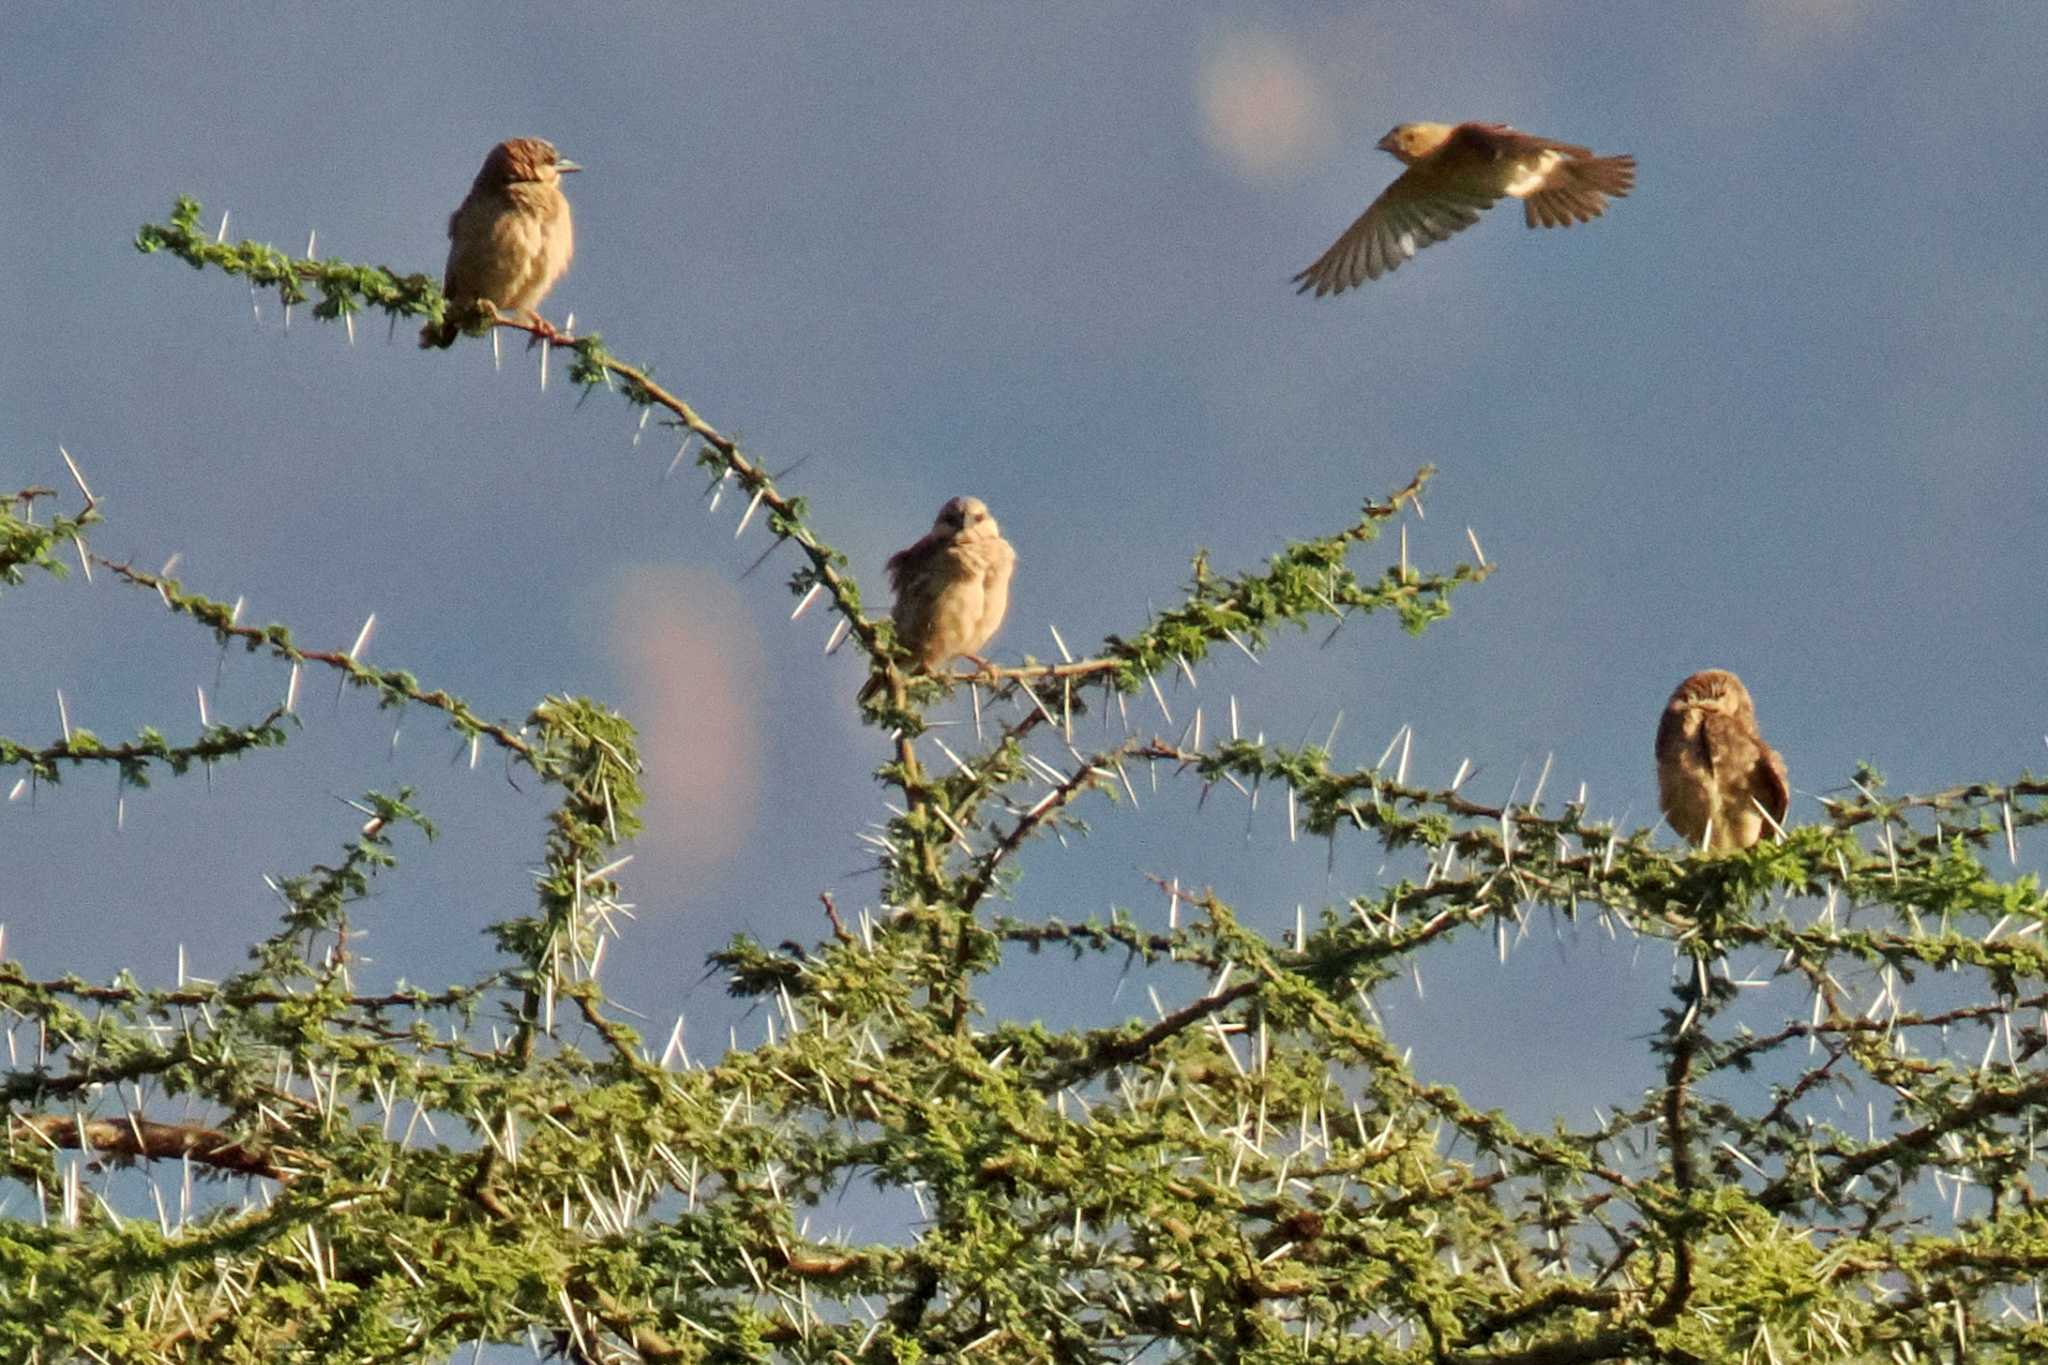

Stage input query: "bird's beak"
[
  {"left": 1374, "top": 131, "right": 1399, "bottom": 154},
  {"left": 555, "top": 158, "right": 583, "bottom": 174}
]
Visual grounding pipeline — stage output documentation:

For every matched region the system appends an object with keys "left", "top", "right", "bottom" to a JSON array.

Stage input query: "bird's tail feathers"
[
  {"left": 1522, "top": 154, "right": 1635, "bottom": 228},
  {"left": 1575, "top": 154, "right": 1636, "bottom": 198}
]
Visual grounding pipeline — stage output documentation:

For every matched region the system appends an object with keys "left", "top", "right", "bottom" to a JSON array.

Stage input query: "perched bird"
[
  {"left": 420, "top": 138, "right": 579, "bottom": 348},
  {"left": 1655, "top": 670, "right": 1790, "bottom": 852},
  {"left": 864, "top": 497, "right": 1016, "bottom": 699},
  {"left": 1293, "top": 121, "right": 1635, "bottom": 296}
]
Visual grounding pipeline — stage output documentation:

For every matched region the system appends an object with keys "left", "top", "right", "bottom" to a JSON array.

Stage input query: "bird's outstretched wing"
[
  {"left": 1295, "top": 122, "right": 1636, "bottom": 294},
  {"left": 1292, "top": 151, "right": 1502, "bottom": 295}
]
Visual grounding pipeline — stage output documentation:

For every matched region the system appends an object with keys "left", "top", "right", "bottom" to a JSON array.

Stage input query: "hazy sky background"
[{"left": 5, "top": 2, "right": 2047, "bottom": 1163}]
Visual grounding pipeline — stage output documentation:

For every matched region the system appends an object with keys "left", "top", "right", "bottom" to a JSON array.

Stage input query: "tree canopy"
[{"left": 1, "top": 198, "right": 2045, "bottom": 1364}]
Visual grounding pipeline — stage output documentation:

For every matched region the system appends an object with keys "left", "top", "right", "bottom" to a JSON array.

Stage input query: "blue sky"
[{"left": 4, "top": 4, "right": 2046, "bottom": 1134}]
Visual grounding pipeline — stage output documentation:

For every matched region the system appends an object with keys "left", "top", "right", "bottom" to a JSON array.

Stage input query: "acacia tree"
[{"left": 2, "top": 199, "right": 2046, "bottom": 1363}]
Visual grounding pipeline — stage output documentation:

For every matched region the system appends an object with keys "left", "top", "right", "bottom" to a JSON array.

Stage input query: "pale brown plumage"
[
  {"left": 1655, "top": 670, "right": 1790, "bottom": 852},
  {"left": 863, "top": 497, "right": 1016, "bottom": 699},
  {"left": 1294, "top": 121, "right": 1635, "bottom": 296},
  {"left": 420, "top": 138, "right": 579, "bottom": 348}
]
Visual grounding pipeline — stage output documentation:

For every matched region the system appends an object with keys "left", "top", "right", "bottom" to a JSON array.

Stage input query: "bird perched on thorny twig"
[
  {"left": 1293, "top": 122, "right": 1635, "bottom": 296},
  {"left": 862, "top": 497, "right": 1016, "bottom": 701},
  {"left": 420, "top": 138, "right": 579, "bottom": 348},
  {"left": 1655, "top": 669, "right": 1790, "bottom": 852}
]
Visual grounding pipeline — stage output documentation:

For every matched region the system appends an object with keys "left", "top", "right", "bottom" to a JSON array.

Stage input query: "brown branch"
[
  {"left": 976, "top": 658, "right": 1128, "bottom": 683},
  {"left": 1041, "top": 979, "right": 1262, "bottom": 1091},
  {"left": 1756, "top": 1044, "right": 1849, "bottom": 1133},
  {"left": 1442, "top": 1326, "right": 1659, "bottom": 1365},
  {"left": 1722, "top": 988, "right": 2048, "bottom": 1095},
  {"left": 1648, "top": 1024, "right": 1698, "bottom": 1326},
  {"left": 492, "top": 314, "right": 882, "bottom": 662},
  {"left": 958, "top": 741, "right": 1139, "bottom": 916},
  {"left": 0, "top": 965, "right": 482, "bottom": 1014},
  {"left": 567, "top": 987, "right": 667, "bottom": 1084},
  {"left": 1758, "top": 1067, "right": 2048, "bottom": 1214},
  {"left": 1818, "top": 778, "right": 2048, "bottom": 831},
  {"left": 821, "top": 891, "right": 853, "bottom": 944},
  {"left": 1455, "top": 1285, "right": 1627, "bottom": 1353},
  {"left": 11, "top": 1112, "right": 298, "bottom": 1181}
]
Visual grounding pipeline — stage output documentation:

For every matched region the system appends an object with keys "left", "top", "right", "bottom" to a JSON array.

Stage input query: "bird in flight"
[
  {"left": 1293, "top": 122, "right": 1635, "bottom": 296},
  {"left": 1654, "top": 669, "right": 1789, "bottom": 852}
]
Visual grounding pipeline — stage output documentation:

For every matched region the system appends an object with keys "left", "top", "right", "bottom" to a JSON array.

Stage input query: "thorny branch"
[
  {"left": 93, "top": 557, "right": 535, "bottom": 757},
  {"left": 24, "top": 197, "right": 2038, "bottom": 1362},
  {"left": 9, "top": 1113, "right": 300, "bottom": 1182}
]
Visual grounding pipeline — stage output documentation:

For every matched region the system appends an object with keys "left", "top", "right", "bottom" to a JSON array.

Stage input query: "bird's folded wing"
[
  {"left": 1702, "top": 714, "right": 1791, "bottom": 828},
  {"left": 1755, "top": 744, "right": 1791, "bottom": 825},
  {"left": 889, "top": 561, "right": 946, "bottom": 654},
  {"left": 885, "top": 533, "right": 946, "bottom": 595}
]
